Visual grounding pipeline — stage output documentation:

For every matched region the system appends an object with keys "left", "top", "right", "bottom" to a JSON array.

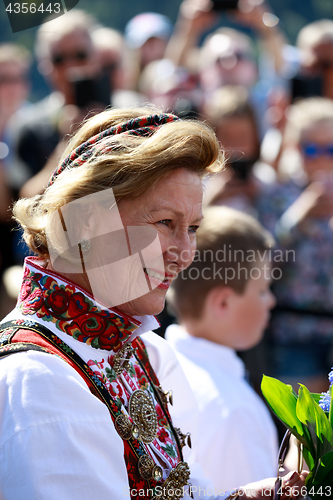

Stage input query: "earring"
[{"left": 78, "top": 238, "right": 90, "bottom": 253}]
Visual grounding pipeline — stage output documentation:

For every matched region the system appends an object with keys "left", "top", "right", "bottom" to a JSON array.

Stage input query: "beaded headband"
[{"left": 48, "top": 113, "right": 180, "bottom": 187}]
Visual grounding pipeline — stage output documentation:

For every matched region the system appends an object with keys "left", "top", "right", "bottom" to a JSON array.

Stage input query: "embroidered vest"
[{"left": 0, "top": 319, "right": 191, "bottom": 500}]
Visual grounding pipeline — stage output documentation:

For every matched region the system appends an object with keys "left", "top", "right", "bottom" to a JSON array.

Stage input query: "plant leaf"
[
  {"left": 306, "top": 451, "right": 333, "bottom": 496},
  {"left": 296, "top": 385, "right": 333, "bottom": 474},
  {"left": 311, "top": 393, "right": 323, "bottom": 405},
  {"left": 261, "top": 376, "right": 305, "bottom": 442},
  {"left": 303, "top": 447, "right": 315, "bottom": 471}
]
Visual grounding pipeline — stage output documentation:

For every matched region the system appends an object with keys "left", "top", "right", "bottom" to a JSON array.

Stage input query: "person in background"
[
  {"left": 10, "top": 9, "right": 101, "bottom": 198},
  {"left": 138, "top": 58, "right": 202, "bottom": 119},
  {"left": 165, "top": 0, "right": 286, "bottom": 137},
  {"left": 91, "top": 26, "right": 125, "bottom": 94},
  {"left": 0, "top": 44, "right": 31, "bottom": 144},
  {"left": 0, "top": 42, "right": 31, "bottom": 207},
  {"left": 257, "top": 97, "right": 333, "bottom": 394},
  {"left": 0, "top": 44, "right": 31, "bottom": 273},
  {"left": 254, "top": 19, "right": 333, "bottom": 174},
  {"left": 123, "top": 12, "right": 173, "bottom": 92},
  {"left": 166, "top": 205, "right": 278, "bottom": 492},
  {"left": 203, "top": 85, "right": 276, "bottom": 214},
  {"left": 292, "top": 19, "right": 333, "bottom": 101},
  {"left": 91, "top": 26, "right": 147, "bottom": 109}
]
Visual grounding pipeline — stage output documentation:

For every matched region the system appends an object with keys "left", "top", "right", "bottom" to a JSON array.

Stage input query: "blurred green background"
[{"left": 0, "top": 0, "right": 332, "bottom": 100}]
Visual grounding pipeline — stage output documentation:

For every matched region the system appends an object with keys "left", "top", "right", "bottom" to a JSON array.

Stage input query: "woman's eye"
[
  {"left": 189, "top": 225, "right": 200, "bottom": 234},
  {"left": 158, "top": 219, "right": 172, "bottom": 227}
]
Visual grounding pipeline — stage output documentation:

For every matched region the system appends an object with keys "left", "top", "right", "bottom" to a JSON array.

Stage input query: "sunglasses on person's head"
[
  {"left": 51, "top": 50, "right": 89, "bottom": 66},
  {"left": 301, "top": 142, "right": 333, "bottom": 159}
]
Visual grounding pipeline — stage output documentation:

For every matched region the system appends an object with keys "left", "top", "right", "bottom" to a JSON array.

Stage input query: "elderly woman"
[{"left": 0, "top": 108, "right": 306, "bottom": 499}]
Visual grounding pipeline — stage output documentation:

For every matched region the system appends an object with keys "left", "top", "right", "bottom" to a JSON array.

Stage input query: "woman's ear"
[
  {"left": 80, "top": 210, "right": 96, "bottom": 240},
  {"left": 69, "top": 188, "right": 122, "bottom": 243}
]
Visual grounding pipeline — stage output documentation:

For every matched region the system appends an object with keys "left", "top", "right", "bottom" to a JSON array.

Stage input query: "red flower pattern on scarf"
[{"left": 18, "top": 266, "right": 137, "bottom": 351}]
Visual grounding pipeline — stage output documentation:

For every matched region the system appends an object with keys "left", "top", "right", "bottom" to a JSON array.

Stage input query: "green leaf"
[
  {"left": 311, "top": 393, "right": 323, "bottom": 405},
  {"left": 105, "top": 367, "right": 117, "bottom": 383},
  {"left": 302, "top": 424, "right": 317, "bottom": 467},
  {"left": 303, "top": 447, "right": 315, "bottom": 471},
  {"left": 261, "top": 376, "right": 304, "bottom": 441},
  {"left": 296, "top": 385, "right": 333, "bottom": 475},
  {"left": 314, "top": 451, "right": 333, "bottom": 486},
  {"left": 128, "top": 363, "right": 135, "bottom": 378},
  {"left": 162, "top": 444, "right": 177, "bottom": 458},
  {"left": 91, "top": 337, "right": 100, "bottom": 349},
  {"left": 306, "top": 451, "right": 333, "bottom": 496}
]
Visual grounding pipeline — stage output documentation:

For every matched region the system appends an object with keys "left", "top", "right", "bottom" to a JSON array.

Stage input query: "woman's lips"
[{"left": 144, "top": 268, "right": 173, "bottom": 290}]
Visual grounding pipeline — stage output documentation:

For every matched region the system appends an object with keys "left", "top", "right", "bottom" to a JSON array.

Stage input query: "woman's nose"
[{"left": 168, "top": 231, "right": 194, "bottom": 270}]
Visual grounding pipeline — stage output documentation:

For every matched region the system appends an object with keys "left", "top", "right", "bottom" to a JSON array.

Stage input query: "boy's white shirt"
[{"left": 165, "top": 324, "right": 279, "bottom": 493}]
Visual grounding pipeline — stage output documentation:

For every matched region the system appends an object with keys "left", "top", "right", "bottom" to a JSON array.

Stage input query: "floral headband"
[{"left": 48, "top": 113, "right": 180, "bottom": 187}]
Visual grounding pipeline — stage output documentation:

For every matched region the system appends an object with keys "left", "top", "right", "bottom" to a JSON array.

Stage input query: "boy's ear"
[{"left": 206, "top": 286, "right": 235, "bottom": 318}]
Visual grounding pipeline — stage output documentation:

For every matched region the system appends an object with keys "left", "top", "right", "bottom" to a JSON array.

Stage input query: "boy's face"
[
  {"left": 300, "top": 122, "right": 333, "bottom": 182},
  {"left": 227, "top": 261, "right": 276, "bottom": 350}
]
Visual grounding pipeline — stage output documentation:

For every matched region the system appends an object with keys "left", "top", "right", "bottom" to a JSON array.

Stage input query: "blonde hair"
[
  {"left": 14, "top": 106, "right": 224, "bottom": 258},
  {"left": 297, "top": 19, "right": 333, "bottom": 53},
  {"left": 35, "top": 9, "right": 96, "bottom": 62},
  {"left": 91, "top": 27, "right": 123, "bottom": 52},
  {"left": 0, "top": 43, "right": 31, "bottom": 67},
  {"left": 284, "top": 97, "right": 333, "bottom": 145},
  {"left": 203, "top": 85, "right": 253, "bottom": 125}
]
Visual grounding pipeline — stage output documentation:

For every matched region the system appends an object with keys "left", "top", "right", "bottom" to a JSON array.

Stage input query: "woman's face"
[{"left": 117, "top": 168, "right": 203, "bottom": 317}]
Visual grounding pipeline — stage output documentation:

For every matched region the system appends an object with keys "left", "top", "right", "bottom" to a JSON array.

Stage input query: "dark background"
[{"left": 0, "top": 0, "right": 333, "bottom": 100}]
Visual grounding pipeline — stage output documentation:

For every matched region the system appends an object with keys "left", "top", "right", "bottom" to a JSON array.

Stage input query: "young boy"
[{"left": 165, "top": 205, "right": 278, "bottom": 494}]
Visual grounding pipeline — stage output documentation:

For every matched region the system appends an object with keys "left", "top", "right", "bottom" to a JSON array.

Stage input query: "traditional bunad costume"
[{"left": 0, "top": 257, "right": 190, "bottom": 498}]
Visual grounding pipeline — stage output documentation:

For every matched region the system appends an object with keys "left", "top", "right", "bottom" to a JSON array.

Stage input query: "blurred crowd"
[{"left": 1, "top": 0, "right": 333, "bottom": 408}]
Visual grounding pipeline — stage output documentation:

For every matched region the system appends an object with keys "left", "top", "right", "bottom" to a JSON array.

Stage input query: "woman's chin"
[{"left": 117, "top": 289, "right": 167, "bottom": 318}]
